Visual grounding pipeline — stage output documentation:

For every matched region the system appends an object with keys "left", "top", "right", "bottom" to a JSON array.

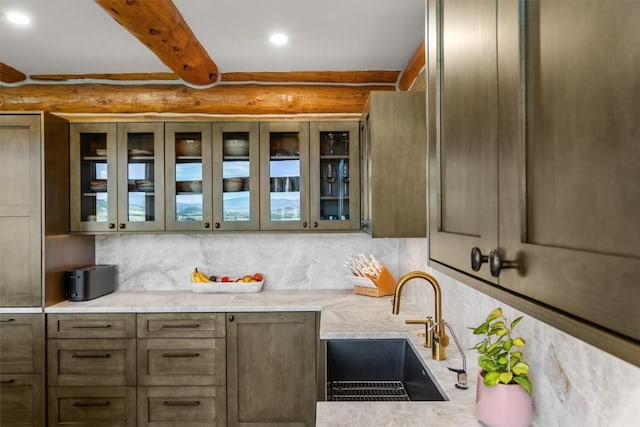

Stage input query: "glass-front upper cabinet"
[
  {"left": 116, "top": 122, "right": 164, "bottom": 231},
  {"left": 70, "top": 123, "right": 118, "bottom": 232},
  {"left": 71, "top": 122, "right": 164, "bottom": 232},
  {"left": 260, "top": 122, "right": 309, "bottom": 230},
  {"left": 310, "top": 121, "right": 360, "bottom": 230},
  {"left": 213, "top": 122, "right": 260, "bottom": 230},
  {"left": 165, "top": 122, "right": 212, "bottom": 231}
]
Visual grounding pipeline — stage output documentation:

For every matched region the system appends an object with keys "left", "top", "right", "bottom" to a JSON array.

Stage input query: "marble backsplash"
[
  {"left": 96, "top": 232, "right": 402, "bottom": 291},
  {"left": 398, "top": 239, "right": 640, "bottom": 427},
  {"left": 96, "top": 233, "right": 639, "bottom": 426}
]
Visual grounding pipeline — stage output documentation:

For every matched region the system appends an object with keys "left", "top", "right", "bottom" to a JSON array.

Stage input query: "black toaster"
[{"left": 65, "top": 265, "right": 116, "bottom": 301}]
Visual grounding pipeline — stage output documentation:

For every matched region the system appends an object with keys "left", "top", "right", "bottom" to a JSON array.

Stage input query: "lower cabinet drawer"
[
  {"left": 137, "top": 338, "right": 225, "bottom": 386},
  {"left": 47, "top": 339, "right": 136, "bottom": 386},
  {"left": 137, "top": 386, "right": 226, "bottom": 427},
  {"left": 0, "top": 373, "right": 44, "bottom": 426},
  {"left": 48, "top": 386, "right": 136, "bottom": 427}
]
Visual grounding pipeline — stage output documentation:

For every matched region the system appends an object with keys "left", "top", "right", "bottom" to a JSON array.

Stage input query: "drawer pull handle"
[
  {"left": 0, "top": 318, "right": 16, "bottom": 323},
  {"left": 161, "top": 324, "right": 200, "bottom": 329},
  {"left": 162, "top": 352, "right": 200, "bottom": 358},
  {"left": 0, "top": 379, "right": 15, "bottom": 384},
  {"left": 163, "top": 401, "right": 200, "bottom": 406},
  {"left": 72, "top": 353, "right": 112, "bottom": 358},
  {"left": 72, "top": 401, "right": 111, "bottom": 407},
  {"left": 71, "top": 324, "right": 112, "bottom": 329}
]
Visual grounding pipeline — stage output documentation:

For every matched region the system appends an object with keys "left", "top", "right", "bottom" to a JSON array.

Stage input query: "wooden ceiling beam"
[
  {"left": 0, "top": 83, "right": 394, "bottom": 115},
  {"left": 398, "top": 40, "right": 425, "bottom": 91},
  {"left": 30, "top": 72, "right": 179, "bottom": 82},
  {"left": 0, "top": 62, "right": 27, "bottom": 83},
  {"left": 94, "top": 0, "right": 218, "bottom": 86},
  {"left": 221, "top": 70, "right": 400, "bottom": 84}
]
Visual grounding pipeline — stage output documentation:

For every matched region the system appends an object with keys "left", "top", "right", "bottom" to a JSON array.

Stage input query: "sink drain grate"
[{"left": 328, "top": 381, "right": 410, "bottom": 401}]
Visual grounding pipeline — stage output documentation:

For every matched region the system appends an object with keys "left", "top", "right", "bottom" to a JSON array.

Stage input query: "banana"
[
  {"left": 191, "top": 268, "right": 206, "bottom": 283},
  {"left": 192, "top": 268, "right": 211, "bottom": 283},
  {"left": 197, "top": 272, "right": 211, "bottom": 282}
]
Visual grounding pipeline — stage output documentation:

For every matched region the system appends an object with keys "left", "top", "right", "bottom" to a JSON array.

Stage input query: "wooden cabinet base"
[
  {"left": 137, "top": 386, "right": 226, "bottom": 427},
  {"left": 47, "top": 386, "right": 136, "bottom": 427},
  {"left": 0, "top": 374, "right": 44, "bottom": 427}
]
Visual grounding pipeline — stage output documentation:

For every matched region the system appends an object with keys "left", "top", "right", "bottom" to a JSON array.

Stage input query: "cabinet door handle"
[
  {"left": 72, "top": 401, "right": 111, "bottom": 407},
  {"left": 161, "top": 324, "right": 200, "bottom": 329},
  {"left": 302, "top": 221, "right": 307, "bottom": 228},
  {"left": 162, "top": 352, "right": 200, "bottom": 358},
  {"left": 214, "top": 222, "right": 220, "bottom": 229},
  {"left": 72, "top": 353, "right": 111, "bottom": 358},
  {"left": 0, "top": 379, "right": 15, "bottom": 384},
  {"left": 119, "top": 223, "right": 126, "bottom": 229},
  {"left": 313, "top": 221, "right": 318, "bottom": 228},
  {"left": 109, "top": 223, "right": 116, "bottom": 229},
  {"left": 163, "top": 401, "right": 200, "bottom": 406},
  {"left": 0, "top": 318, "right": 15, "bottom": 323},
  {"left": 228, "top": 315, "right": 234, "bottom": 322},
  {"left": 71, "top": 324, "right": 112, "bottom": 329},
  {"left": 489, "top": 250, "right": 517, "bottom": 277},
  {"left": 470, "top": 247, "right": 489, "bottom": 271},
  {"left": 204, "top": 222, "right": 211, "bottom": 229}
]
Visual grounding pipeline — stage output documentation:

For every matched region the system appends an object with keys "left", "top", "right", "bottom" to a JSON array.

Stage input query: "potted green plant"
[{"left": 470, "top": 307, "right": 533, "bottom": 427}]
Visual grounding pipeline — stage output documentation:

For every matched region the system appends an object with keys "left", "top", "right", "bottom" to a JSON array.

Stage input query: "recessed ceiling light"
[
  {"left": 6, "top": 11, "right": 31, "bottom": 26},
  {"left": 269, "top": 33, "right": 288, "bottom": 46}
]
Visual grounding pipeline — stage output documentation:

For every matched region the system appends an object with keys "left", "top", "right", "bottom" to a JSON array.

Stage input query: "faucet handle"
[{"left": 406, "top": 316, "right": 434, "bottom": 348}]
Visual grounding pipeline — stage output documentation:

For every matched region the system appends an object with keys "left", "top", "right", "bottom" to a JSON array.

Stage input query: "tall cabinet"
[
  {"left": 0, "top": 113, "right": 94, "bottom": 426},
  {"left": 427, "top": 0, "right": 640, "bottom": 365}
]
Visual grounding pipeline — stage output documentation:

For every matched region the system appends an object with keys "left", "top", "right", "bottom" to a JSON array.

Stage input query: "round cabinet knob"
[
  {"left": 313, "top": 221, "right": 318, "bottom": 228},
  {"left": 214, "top": 222, "right": 220, "bottom": 229},
  {"left": 470, "top": 247, "right": 489, "bottom": 271},
  {"left": 489, "top": 250, "right": 517, "bottom": 277},
  {"left": 119, "top": 223, "right": 126, "bottom": 230},
  {"left": 204, "top": 222, "right": 210, "bottom": 229},
  {"left": 228, "top": 315, "right": 234, "bottom": 322},
  {"left": 108, "top": 223, "right": 116, "bottom": 229},
  {"left": 302, "top": 221, "right": 308, "bottom": 228}
]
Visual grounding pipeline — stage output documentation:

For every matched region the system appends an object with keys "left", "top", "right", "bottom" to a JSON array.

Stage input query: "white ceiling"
[{"left": 0, "top": 0, "right": 425, "bottom": 78}]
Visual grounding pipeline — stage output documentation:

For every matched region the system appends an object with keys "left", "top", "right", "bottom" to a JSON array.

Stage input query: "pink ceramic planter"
[{"left": 476, "top": 372, "right": 533, "bottom": 427}]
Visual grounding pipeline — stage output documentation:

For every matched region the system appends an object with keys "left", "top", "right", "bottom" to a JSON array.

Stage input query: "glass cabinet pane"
[
  {"left": 222, "top": 132, "right": 251, "bottom": 221},
  {"left": 174, "top": 132, "right": 204, "bottom": 222},
  {"left": 125, "top": 131, "right": 157, "bottom": 222},
  {"left": 268, "top": 132, "right": 301, "bottom": 221},
  {"left": 117, "top": 122, "right": 164, "bottom": 231},
  {"left": 79, "top": 132, "right": 110, "bottom": 223},
  {"left": 318, "top": 131, "right": 350, "bottom": 221}
]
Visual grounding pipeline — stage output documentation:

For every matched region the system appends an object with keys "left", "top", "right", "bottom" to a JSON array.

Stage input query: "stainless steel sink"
[{"left": 322, "top": 338, "right": 447, "bottom": 402}]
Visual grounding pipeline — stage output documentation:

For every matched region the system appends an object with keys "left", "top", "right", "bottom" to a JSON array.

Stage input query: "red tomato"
[
  {"left": 221, "top": 276, "right": 230, "bottom": 282},
  {"left": 252, "top": 273, "right": 263, "bottom": 281}
]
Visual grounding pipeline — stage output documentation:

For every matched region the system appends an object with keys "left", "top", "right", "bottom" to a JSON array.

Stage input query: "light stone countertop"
[{"left": 45, "top": 289, "right": 481, "bottom": 426}]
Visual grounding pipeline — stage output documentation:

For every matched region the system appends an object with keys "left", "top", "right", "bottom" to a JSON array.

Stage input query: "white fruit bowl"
[{"left": 190, "top": 280, "right": 263, "bottom": 293}]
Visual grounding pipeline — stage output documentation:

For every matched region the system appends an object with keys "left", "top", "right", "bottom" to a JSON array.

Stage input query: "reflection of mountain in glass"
[
  {"left": 270, "top": 193, "right": 301, "bottom": 220},
  {"left": 173, "top": 195, "right": 252, "bottom": 222},
  {"left": 223, "top": 193, "right": 250, "bottom": 221}
]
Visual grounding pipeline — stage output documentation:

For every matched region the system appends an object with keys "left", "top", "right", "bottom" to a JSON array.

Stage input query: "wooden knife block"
[{"left": 353, "top": 267, "right": 397, "bottom": 297}]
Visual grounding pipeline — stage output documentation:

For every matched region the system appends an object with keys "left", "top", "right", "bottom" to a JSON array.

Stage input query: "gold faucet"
[{"left": 392, "top": 271, "right": 448, "bottom": 360}]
